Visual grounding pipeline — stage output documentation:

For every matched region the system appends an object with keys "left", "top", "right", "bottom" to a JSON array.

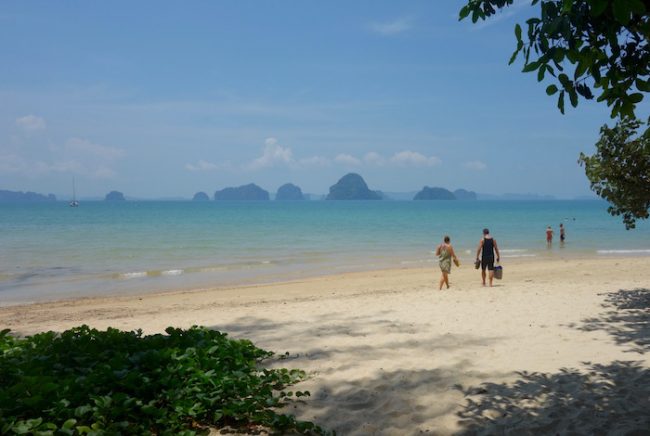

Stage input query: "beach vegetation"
[
  {"left": 579, "top": 117, "right": 650, "bottom": 229},
  {"left": 459, "top": 0, "right": 650, "bottom": 227},
  {"left": 0, "top": 325, "right": 326, "bottom": 435}
]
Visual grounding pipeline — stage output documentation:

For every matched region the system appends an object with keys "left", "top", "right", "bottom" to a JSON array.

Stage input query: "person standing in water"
[
  {"left": 546, "top": 225, "right": 554, "bottom": 246},
  {"left": 435, "top": 235, "right": 459, "bottom": 290},
  {"left": 476, "top": 228, "right": 500, "bottom": 287},
  {"left": 560, "top": 223, "right": 566, "bottom": 245}
]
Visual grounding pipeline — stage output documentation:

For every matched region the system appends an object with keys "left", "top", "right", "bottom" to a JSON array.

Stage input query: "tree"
[
  {"left": 460, "top": 0, "right": 649, "bottom": 118},
  {"left": 579, "top": 118, "right": 650, "bottom": 229},
  {"left": 459, "top": 0, "right": 650, "bottom": 227}
]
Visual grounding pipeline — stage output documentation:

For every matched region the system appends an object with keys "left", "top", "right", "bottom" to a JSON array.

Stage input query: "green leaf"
[
  {"left": 562, "top": 0, "right": 573, "bottom": 12},
  {"left": 589, "top": 0, "right": 608, "bottom": 16},
  {"left": 514, "top": 23, "right": 522, "bottom": 42},
  {"left": 575, "top": 59, "right": 590, "bottom": 79},
  {"left": 459, "top": 5, "right": 471, "bottom": 21},
  {"left": 636, "top": 79, "right": 650, "bottom": 92},
  {"left": 629, "top": 0, "right": 646, "bottom": 14},
  {"left": 522, "top": 61, "right": 540, "bottom": 73},
  {"left": 508, "top": 49, "right": 519, "bottom": 65},
  {"left": 546, "top": 84, "right": 559, "bottom": 95},
  {"left": 629, "top": 93, "right": 644, "bottom": 103},
  {"left": 62, "top": 419, "right": 77, "bottom": 430},
  {"left": 558, "top": 90, "right": 566, "bottom": 114},
  {"left": 569, "top": 89, "right": 579, "bottom": 107},
  {"left": 613, "top": 0, "right": 631, "bottom": 24},
  {"left": 558, "top": 73, "right": 571, "bottom": 88}
]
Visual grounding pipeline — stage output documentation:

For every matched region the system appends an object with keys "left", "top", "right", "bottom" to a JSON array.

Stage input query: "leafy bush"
[{"left": 0, "top": 326, "right": 326, "bottom": 435}]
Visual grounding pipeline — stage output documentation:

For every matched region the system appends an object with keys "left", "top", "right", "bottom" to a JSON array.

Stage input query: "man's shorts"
[{"left": 481, "top": 257, "right": 495, "bottom": 271}]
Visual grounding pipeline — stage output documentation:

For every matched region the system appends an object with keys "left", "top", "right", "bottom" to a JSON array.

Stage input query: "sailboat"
[{"left": 69, "top": 177, "right": 79, "bottom": 207}]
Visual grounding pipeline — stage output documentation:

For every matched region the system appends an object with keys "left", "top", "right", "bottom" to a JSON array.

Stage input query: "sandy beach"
[{"left": 2, "top": 256, "right": 650, "bottom": 434}]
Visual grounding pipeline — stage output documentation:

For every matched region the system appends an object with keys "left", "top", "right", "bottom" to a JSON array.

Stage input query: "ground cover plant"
[{"left": 0, "top": 326, "right": 326, "bottom": 435}]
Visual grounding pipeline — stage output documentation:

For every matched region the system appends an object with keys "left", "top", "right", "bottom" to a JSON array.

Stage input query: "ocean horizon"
[{"left": 1, "top": 199, "right": 649, "bottom": 306}]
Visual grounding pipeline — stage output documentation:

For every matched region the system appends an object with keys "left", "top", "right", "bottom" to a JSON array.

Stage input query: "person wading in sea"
[{"left": 476, "top": 228, "right": 500, "bottom": 287}]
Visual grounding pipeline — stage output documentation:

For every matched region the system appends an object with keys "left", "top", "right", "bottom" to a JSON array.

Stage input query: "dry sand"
[{"left": 2, "top": 256, "right": 650, "bottom": 435}]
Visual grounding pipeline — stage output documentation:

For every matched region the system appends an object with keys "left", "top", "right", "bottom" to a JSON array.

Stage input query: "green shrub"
[{"left": 0, "top": 326, "right": 326, "bottom": 435}]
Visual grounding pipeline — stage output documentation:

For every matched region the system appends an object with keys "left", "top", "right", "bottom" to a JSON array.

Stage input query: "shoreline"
[
  {"left": 0, "top": 253, "right": 646, "bottom": 312},
  {"left": 2, "top": 255, "right": 650, "bottom": 434},
  {"left": 2, "top": 251, "right": 648, "bottom": 309}
]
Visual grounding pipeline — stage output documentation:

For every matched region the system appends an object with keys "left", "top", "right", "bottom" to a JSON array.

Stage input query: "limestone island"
[
  {"left": 214, "top": 183, "right": 269, "bottom": 201},
  {"left": 326, "top": 173, "right": 382, "bottom": 200},
  {"left": 413, "top": 187, "right": 456, "bottom": 200},
  {"left": 453, "top": 189, "right": 478, "bottom": 200},
  {"left": 192, "top": 192, "right": 210, "bottom": 201},
  {"left": 105, "top": 191, "right": 126, "bottom": 201},
  {"left": 275, "top": 183, "right": 305, "bottom": 200}
]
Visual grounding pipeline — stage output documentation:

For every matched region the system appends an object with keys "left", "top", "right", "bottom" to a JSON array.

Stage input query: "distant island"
[
  {"left": 414, "top": 187, "right": 456, "bottom": 200},
  {"left": 105, "top": 191, "right": 126, "bottom": 201},
  {"left": 326, "top": 173, "right": 382, "bottom": 200},
  {"left": 0, "top": 190, "right": 56, "bottom": 202},
  {"left": 412, "top": 187, "right": 478, "bottom": 200},
  {"left": 214, "top": 183, "right": 269, "bottom": 201},
  {"left": 276, "top": 183, "right": 305, "bottom": 201},
  {"left": 453, "top": 189, "right": 477, "bottom": 200},
  {"left": 192, "top": 192, "right": 210, "bottom": 201}
]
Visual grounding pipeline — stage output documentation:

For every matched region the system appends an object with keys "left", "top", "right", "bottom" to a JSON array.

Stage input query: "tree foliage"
[
  {"left": 579, "top": 117, "right": 650, "bottom": 229},
  {"left": 460, "top": 0, "right": 650, "bottom": 228},
  {"left": 459, "top": 0, "right": 649, "bottom": 118}
]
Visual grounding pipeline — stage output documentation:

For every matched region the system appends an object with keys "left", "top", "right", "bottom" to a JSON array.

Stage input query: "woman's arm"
[
  {"left": 494, "top": 239, "right": 500, "bottom": 262},
  {"left": 435, "top": 244, "right": 441, "bottom": 256}
]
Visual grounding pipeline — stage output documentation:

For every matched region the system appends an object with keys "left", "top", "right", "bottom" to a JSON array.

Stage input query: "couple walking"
[{"left": 435, "top": 228, "right": 501, "bottom": 290}]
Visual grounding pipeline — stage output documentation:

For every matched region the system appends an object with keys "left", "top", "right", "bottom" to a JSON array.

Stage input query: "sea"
[{"left": 1, "top": 200, "right": 649, "bottom": 306}]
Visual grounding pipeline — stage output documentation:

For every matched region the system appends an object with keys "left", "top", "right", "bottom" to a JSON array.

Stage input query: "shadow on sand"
[
  {"left": 573, "top": 288, "right": 650, "bottom": 354},
  {"left": 209, "top": 312, "right": 504, "bottom": 435},
  {"left": 206, "top": 293, "right": 650, "bottom": 435},
  {"left": 455, "top": 360, "right": 650, "bottom": 435}
]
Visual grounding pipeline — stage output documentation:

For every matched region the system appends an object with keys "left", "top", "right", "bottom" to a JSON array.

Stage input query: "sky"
[{"left": 1, "top": 1, "right": 643, "bottom": 199}]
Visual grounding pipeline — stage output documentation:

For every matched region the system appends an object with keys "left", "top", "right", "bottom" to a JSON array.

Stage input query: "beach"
[{"left": 2, "top": 255, "right": 649, "bottom": 434}]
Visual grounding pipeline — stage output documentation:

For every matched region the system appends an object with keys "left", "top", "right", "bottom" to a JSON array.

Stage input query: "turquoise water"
[{"left": 1, "top": 200, "right": 649, "bottom": 305}]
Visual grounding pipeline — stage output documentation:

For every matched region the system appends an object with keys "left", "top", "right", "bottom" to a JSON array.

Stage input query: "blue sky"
[{"left": 0, "top": 1, "right": 640, "bottom": 198}]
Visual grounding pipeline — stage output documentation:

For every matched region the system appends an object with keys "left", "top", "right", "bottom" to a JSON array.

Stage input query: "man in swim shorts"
[{"left": 476, "top": 228, "right": 500, "bottom": 287}]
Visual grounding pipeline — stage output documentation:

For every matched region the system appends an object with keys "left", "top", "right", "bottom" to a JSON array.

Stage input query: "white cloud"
[
  {"left": 463, "top": 160, "right": 487, "bottom": 170},
  {"left": 390, "top": 150, "right": 441, "bottom": 167},
  {"left": 298, "top": 156, "right": 331, "bottom": 167},
  {"left": 368, "top": 17, "right": 413, "bottom": 36},
  {"left": 65, "top": 137, "right": 125, "bottom": 161},
  {"left": 15, "top": 115, "right": 46, "bottom": 131},
  {"left": 364, "top": 152, "right": 385, "bottom": 166},
  {"left": 185, "top": 160, "right": 230, "bottom": 172},
  {"left": 335, "top": 153, "right": 362, "bottom": 166},
  {"left": 247, "top": 137, "right": 294, "bottom": 170},
  {"left": 0, "top": 153, "right": 114, "bottom": 178},
  {"left": 1, "top": 137, "right": 125, "bottom": 178}
]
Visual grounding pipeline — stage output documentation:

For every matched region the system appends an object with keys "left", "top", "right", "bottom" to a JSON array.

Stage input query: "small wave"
[
  {"left": 261, "top": 260, "right": 271, "bottom": 264},
  {"left": 162, "top": 269, "right": 184, "bottom": 276},
  {"left": 597, "top": 249, "right": 650, "bottom": 254},
  {"left": 500, "top": 249, "right": 528, "bottom": 253},
  {"left": 119, "top": 271, "right": 147, "bottom": 279}
]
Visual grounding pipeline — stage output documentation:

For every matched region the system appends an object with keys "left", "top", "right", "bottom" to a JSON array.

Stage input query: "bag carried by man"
[{"left": 494, "top": 264, "right": 503, "bottom": 280}]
